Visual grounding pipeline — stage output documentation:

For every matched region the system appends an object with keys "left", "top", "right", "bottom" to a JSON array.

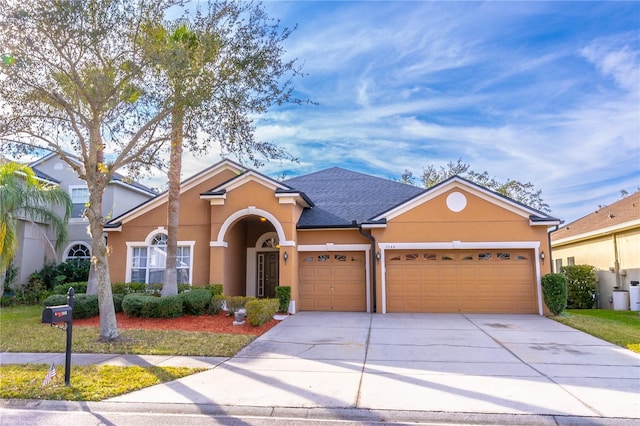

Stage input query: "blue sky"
[{"left": 176, "top": 1, "right": 639, "bottom": 224}]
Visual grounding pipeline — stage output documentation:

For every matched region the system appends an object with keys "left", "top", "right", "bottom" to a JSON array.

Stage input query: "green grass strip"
[
  {"left": 553, "top": 309, "right": 640, "bottom": 353},
  {"left": 0, "top": 364, "right": 203, "bottom": 401}
]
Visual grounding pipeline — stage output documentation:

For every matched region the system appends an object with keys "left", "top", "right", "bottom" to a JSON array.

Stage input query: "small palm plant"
[{"left": 0, "top": 161, "right": 72, "bottom": 295}]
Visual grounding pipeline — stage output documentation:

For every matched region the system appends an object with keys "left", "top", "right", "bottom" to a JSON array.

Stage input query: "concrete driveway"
[{"left": 109, "top": 312, "right": 640, "bottom": 421}]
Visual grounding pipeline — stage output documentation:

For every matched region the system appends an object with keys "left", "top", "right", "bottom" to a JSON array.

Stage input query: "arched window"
[
  {"left": 65, "top": 243, "right": 91, "bottom": 260},
  {"left": 130, "top": 232, "right": 191, "bottom": 285}
]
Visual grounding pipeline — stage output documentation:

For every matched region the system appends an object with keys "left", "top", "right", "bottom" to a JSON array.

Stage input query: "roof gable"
[
  {"left": 200, "top": 168, "right": 313, "bottom": 208},
  {"left": 106, "top": 159, "right": 245, "bottom": 228},
  {"left": 29, "top": 151, "right": 156, "bottom": 195},
  {"left": 374, "top": 175, "right": 559, "bottom": 225}
]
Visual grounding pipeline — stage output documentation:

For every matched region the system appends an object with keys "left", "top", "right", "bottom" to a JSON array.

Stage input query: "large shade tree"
[
  {"left": 0, "top": 0, "right": 306, "bottom": 338},
  {"left": 140, "top": 4, "right": 305, "bottom": 296},
  {"left": 0, "top": 161, "right": 72, "bottom": 294},
  {"left": 401, "top": 158, "right": 551, "bottom": 213}
]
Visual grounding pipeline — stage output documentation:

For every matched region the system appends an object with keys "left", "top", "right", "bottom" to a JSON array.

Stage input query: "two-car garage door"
[
  {"left": 296, "top": 249, "right": 537, "bottom": 313},
  {"left": 385, "top": 249, "right": 537, "bottom": 313},
  {"left": 299, "top": 252, "right": 366, "bottom": 311}
]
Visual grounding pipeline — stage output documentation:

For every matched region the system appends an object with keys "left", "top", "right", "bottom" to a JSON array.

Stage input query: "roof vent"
[{"left": 608, "top": 212, "right": 615, "bottom": 219}]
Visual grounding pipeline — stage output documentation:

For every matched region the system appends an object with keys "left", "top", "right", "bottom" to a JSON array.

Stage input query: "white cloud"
[{"left": 581, "top": 32, "right": 640, "bottom": 92}]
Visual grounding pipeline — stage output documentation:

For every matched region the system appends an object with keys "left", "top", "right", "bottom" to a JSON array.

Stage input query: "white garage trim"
[
  {"left": 379, "top": 241, "right": 543, "bottom": 315},
  {"left": 298, "top": 244, "right": 371, "bottom": 313}
]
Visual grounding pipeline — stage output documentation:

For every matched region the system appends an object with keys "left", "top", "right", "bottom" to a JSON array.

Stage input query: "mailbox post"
[
  {"left": 41, "top": 287, "right": 74, "bottom": 386},
  {"left": 65, "top": 287, "right": 74, "bottom": 386}
]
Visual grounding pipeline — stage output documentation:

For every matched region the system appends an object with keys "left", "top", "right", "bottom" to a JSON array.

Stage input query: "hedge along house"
[{"left": 104, "top": 159, "right": 560, "bottom": 315}]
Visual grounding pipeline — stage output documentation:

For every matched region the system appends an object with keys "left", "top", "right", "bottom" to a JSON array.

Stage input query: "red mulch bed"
[{"left": 73, "top": 312, "right": 280, "bottom": 336}]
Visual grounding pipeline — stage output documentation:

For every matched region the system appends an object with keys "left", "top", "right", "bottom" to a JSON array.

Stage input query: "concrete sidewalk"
[
  {"left": 2, "top": 312, "right": 639, "bottom": 424},
  {"left": 0, "top": 352, "right": 226, "bottom": 369}
]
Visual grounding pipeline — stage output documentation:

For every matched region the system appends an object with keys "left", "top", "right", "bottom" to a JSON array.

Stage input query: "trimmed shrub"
[
  {"left": 246, "top": 298, "right": 279, "bottom": 326},
  {"left": 122, "top": 294, "right": 146, "bottom": 317},
  {"left": 224, "top": 296, "right": 248, "bottom": 315},
  {"left": 72, "top": 294, "right": 99, "bottom": 319},
  {"left": 275, "top": 286, "right": 291, "bottom": 313},
  {"left": 542, "top": 273, "right": 568, "bottom": 315},
  {"left": 44, "top": 294, "right": 98, "bottom": 319},
  {"left": 180, "top": 289, "right": 212, "bottom": 315},
  {"left": 112, "top": 282, "right": 148, "bottom": 295},
  {"left": 205, "top": 284, "right": 223, "bottom": 296},
  {"left": 112, "top": 293, "right": 124, "bottom": 313},
  {"left": 122, "top": 293, "right": 183, "bottom": 318},
  {"left": 156, "top": 295, "right": 183, "bottom": 318},
  {"left": 178, "top": 283, "right": 191, "bottom": 293},
  {"left": 562, "top": 264, "right": 597, "bottom": 309},
  {"left": 43, "top": 294, "right": 68, "bottom": 307},
  {"left": 208, "top": 295, "right": 225, "bottom": 315},
  {"left": 52, "top": 282, "right": 88, "bottom": 295}
]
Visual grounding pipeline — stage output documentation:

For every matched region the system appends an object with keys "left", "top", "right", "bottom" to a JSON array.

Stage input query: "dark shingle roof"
[
  {"left": 283, "top": 167, "right": 424, "bottom": 227},
  {"left": 111, "top": 171, "right": 157, "bottom": 195},
  {"left": 32, "top": 168, "right": 60, "bottom": 184}
]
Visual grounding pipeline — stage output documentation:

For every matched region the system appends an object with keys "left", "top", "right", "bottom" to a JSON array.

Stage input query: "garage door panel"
[
  {"left": 386, "top": 249, "right": 537, "bottom": 314},
  {"left": 299, "top": 251, "right": 366, "bottom": 312}
]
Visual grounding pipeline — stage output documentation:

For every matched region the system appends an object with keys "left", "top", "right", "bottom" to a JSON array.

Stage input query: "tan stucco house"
[
  {"left": 551, "top": 192, "right": 640, "bottom": 309},
  {"left": 105, "top": 159, "right": 560, "bottom": 315}
]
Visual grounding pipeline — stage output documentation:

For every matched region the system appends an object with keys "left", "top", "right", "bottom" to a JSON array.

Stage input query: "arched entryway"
[
  {"left": 247, "top": 232, "right": 280, "bottom": 298},
  {"left": 210, "top": 206, "right": 296, "bottom": 298}
]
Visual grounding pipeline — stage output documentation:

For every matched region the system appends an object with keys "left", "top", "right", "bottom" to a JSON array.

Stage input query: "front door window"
[{"left": 257, "top": 251, "right": 279, "bottom": 298}]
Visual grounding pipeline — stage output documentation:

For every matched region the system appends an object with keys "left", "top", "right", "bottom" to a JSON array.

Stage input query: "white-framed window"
[
  {"left": 64, "top": 242, "right": 91, "bottom": 261},
  {"left": 69, "top": 185, "right": 89, "bottom": 219},
  {"left": 126, "top": 229, "right": 194, "bottom": 285}
]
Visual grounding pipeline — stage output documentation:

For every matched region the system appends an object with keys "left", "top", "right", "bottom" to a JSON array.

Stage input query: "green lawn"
[
  {"left": 552, "top": 309, "right": 640, "bottom": 353},
  {"left": 0, "top": 364, "right": 202, "bottom": 401},
  {"left": 0, "top": 304, "right": 256, "bottom": 401},
  {"left": 0, "top": 305, "right": 253, "bottom": 356}
]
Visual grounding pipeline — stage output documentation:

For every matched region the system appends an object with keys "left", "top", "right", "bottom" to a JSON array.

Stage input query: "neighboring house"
[
  {"left": 12, "top": 153, "right": 156, "bottom": 286},
  {"left": 551, "top": 192, "right": 640, "bottom": 309},
  {"left": 105, "top": 159, "right": 559, "bottom": 315}
]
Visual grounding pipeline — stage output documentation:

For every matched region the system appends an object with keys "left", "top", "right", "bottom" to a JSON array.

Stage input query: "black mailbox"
[{"left": 42, "top": 305, "right": 72, "bottom": 324}]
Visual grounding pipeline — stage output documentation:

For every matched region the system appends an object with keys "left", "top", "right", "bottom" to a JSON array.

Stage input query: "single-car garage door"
[
  {"left": 386, "top": 249, "right": 537, "bottom": 313},
  {"left": 299, "top": 252, "right": 366, "bottom": 311}
]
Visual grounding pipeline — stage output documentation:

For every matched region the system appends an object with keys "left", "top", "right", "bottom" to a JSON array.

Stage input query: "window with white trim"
[
  {"left": 69, "top": 186, "right": 89, "bottom": 219},
  {"left": 130, "top": 233, "right": 191, "bottom": 284},
  {"left": 65, "top": 243, "right": 91, "bottom": 260}
]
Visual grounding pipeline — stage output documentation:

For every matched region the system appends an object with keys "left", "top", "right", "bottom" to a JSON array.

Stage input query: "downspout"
[
  {"left": 355, "top": 220, "right": 377, "bottom": 313},
  {"left": 613, "top": 233, "right": 621, "bottom": 290},
  {"left": 548, "top": 225, "right": 559, "bottom": 273}
]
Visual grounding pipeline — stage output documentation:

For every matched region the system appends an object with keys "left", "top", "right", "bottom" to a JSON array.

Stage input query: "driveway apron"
[{"left": 107, "top": 312, "right": 640, "bottom": 419}]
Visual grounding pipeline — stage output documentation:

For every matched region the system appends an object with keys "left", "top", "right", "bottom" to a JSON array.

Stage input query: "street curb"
[{"left": 1, "top": 399, "right": 635, "bottom": 425}]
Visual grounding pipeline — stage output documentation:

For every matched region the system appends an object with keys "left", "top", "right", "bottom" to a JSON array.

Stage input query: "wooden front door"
[{"left": 257, "top": 252, "right": 279, "bottom": 298}]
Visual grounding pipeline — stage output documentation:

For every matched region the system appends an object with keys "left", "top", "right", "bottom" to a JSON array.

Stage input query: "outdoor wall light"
[
  {"left": 283, "top": 251, "right": 289, "bottom": 264},
  {"left": 376, "top": 252, "right": 381, "bottom": 263},
  {"left": 540, "top": 251, "right": 545, "bottom": 261}
]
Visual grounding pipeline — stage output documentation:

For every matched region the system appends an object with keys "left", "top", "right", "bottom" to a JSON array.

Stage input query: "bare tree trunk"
[
  {"left": 85, "top": 134, "right": 118, "bottom": 341},
  {"left": 162, "top": 107, "right": 183, "bottom": 297},
  {"left": 86, "top": 201, "right": 118, "bottom": 340},
  {"left": 86, "top": 262, "right": 97, "bottom": 295}
]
